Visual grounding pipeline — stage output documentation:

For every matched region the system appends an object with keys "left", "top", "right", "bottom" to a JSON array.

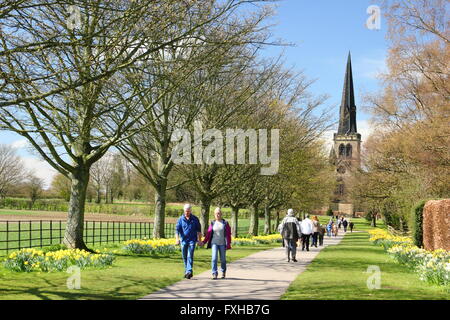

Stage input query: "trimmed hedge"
[{"left": 412, "top": 200, "right": 426, "bottom": 248}]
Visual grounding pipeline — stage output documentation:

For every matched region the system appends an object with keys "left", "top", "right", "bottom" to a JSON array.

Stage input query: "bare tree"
[
  {"left": 0, "top": 1, "right": 253, "bottom": 249},
  {"left": 0, "top": 144, "right": 25, "bottom": 198},
  {"left": 24, "top": 172, "right": 45, "bottom": 206},
  {"left": 117, "top": 1, "right": 278, "bottom": 238}
]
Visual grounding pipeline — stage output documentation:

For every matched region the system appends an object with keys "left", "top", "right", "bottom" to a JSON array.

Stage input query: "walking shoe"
[
  {"left": 287, "top": 258, "right": 290, "bottom": 262},
  {"left": 212, "top": 273, "right": 218, "bottom": 280},
  {"left": 186, "top": 272, "right": 193, "bottom": 279},
  {"left": 221, "top": 272, "right": 226, "bottom": 279},
  {"left": 292, "top": 258, "right": 297, "bottom": 262}
]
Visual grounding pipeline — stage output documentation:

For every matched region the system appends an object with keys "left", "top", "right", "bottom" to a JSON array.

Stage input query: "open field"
[{"left": 0, "top": 198, "right": 251, "bottom": 218}]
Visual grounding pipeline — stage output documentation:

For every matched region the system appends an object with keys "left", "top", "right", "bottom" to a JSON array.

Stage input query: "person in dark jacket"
[
  {"left": 176, "top": 204, "right": 202, "bottom": 279},
  {"left": 201, "top": 207, "right": 232, "bottom": 279},
  {"left": 278, "top": 209, "right": 301, "bottom": 262},
  {"left": 349, "top": 220, "right": 354, "bottom": 233},
  {"left": 318, "top": 224, "right": 325, "bottom": 246},
  {"left": 342, "top": 218, "right": 348, "bottom": 232}
]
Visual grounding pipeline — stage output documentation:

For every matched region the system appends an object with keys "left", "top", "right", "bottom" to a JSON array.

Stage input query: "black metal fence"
[{"left": 0, "top": 220, "right": 176, "bottom": 254}]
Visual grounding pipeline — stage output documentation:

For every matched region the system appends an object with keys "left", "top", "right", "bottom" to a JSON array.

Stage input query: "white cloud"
[
  {"left": 10, "top": 139, "right": 29, "bottom": 149},
  {"left": 7, "top": 139, "right": 57, "bottom": 189},
  {"left": 22, "top": 157, "right": 57, "bottom": 189}
]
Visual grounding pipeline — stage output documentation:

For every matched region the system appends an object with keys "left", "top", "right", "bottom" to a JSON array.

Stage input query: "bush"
[
  {"left": 326, "top": 208, "right": 334, "bottom": 216},
  {"left": 411, "top": 200, "right": 426, "bottom": 248}
]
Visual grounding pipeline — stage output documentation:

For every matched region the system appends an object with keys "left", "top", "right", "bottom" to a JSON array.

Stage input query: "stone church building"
[{"left": 329, "top": 53, "right": 361, "bottom": 216}]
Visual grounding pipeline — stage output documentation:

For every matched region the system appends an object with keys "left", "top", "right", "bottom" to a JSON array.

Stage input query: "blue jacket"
[{"left": 176, "top": 214, "right": 201, "bottom": 242}]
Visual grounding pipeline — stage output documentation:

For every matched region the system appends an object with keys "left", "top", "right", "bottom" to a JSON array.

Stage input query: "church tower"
[{"left": 330, "top": 52, "right": 361, "bottom": 215}]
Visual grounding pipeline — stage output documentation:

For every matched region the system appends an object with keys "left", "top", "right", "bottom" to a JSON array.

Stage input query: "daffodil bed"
[
  {"left": 232, "top": 234, "right": 282, "bottom": 246},
  {"left": 369, "top": 229, "right": 450, "bottom": 287},
  {"left": 123, "top": 239, "right": 178, "bottom": 254},
  {"left": 123, "top": 234, "right": 282, "bottom": 253},
  {"left": 3, "top": 248, "right": 115, "bottom": 272}
]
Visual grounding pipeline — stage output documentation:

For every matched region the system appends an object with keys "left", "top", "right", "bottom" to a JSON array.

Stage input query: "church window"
[
  {"left": 346, "top": 144, "right": 352, "bottom": 158},
  {"left": 339, "top": 144, "right": 345, "bottom": 156},
  {"left": 338, "top": 184, "right": 345, "bottom": 196}
]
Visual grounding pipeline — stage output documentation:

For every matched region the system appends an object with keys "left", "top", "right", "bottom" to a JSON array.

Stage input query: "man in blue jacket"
[{"left": 175, "top": 203, "right": 202, "bottom": 279}]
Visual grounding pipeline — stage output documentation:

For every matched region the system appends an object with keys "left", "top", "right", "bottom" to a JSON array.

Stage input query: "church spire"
[{"left": 338, "top": 52, "right": 357, "bottom": 135}]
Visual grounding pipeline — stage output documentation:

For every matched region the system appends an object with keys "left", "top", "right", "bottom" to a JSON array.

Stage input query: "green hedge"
[{"left": 412, "top": 200, "right": 426, "bottom": 248}]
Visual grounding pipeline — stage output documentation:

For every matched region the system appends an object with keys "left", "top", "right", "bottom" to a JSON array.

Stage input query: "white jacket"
[{"left": 300, "top": 218, "right": 314, "bottom": 235}]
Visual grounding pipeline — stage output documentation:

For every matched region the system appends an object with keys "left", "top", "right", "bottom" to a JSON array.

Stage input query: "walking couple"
[{"left": 175, "top": 204, "right": 231, "bottom": 280}]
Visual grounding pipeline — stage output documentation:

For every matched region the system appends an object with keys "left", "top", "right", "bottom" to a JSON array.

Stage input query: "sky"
[{"left": 0, "top": 0, "right": 389, "bottom": 188}]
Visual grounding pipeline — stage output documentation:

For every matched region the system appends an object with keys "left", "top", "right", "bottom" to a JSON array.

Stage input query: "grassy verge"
[
  {"left": 281, "top": 232, "right": 448, "bottom": 300},
  {"left": 0, "top": 243, "right": 279, "bottom": 300}
]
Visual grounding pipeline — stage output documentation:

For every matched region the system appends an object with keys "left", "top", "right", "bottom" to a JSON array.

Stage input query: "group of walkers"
[
  {"left": 277, "top": 210, "right": 327, "bottom": 262},
  {"left": 325, "top": 216, "right": 354, "bottom": 237},
  {"left": 174, "top": 204, "right": 355, "bottom": 280}
]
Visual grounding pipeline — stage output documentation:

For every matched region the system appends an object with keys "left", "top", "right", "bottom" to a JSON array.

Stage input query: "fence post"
[
  {"left": 18, "top": 221, "right": 21, "bottom": 250},
  {"left": 29, "top": 221, "right": 32, "bottom": 249},
  {"left": 40, "top": 220, "right": 42, "bottom": 248},
  {"left": 6, "top": 221, "right": 9, "bottom": 253},
  {"left": 100, "top": 221, "right": 102, "bottom": 245},
  {"left": 93, "top": 221, "right": 96, "bottom": 246},
  {"left": 50, "top": 220, "right": 53, "bottom": 245}
]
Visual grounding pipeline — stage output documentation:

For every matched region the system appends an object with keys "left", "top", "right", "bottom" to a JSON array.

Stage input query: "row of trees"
[
  {"left": 351, "top": 0, "right": 449, "bottom": 230},
  {"left": 0, "top": 0, "right": 335, "bottom": 249}
]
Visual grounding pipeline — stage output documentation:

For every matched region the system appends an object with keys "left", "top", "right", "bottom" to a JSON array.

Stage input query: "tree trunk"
[
  {"left": 63, "top": 167, "right": 90, "bottom": 250},
  {"left": 274, "top": 210, "right": 280, "bottom": 233},
  {"left": 231, "top": 205, "right": 239, "bottom": 238},
  {"left": 96, "top": 189, "right": 101, "bottom": 204},
  {"left": 264, "top": 205, "right": 271, "bottom": 234},
  {"left": 371, "top": 214, "right": 377, "bottom": 227},
  {"left": 249, "top": 203, "right": 259, "bottom": 236},
  {"left": 153, "top": 181, "right": 167, "bottom": 238},
  {"left": 200, "top": 197, "right": 211, "bottom": 236}
]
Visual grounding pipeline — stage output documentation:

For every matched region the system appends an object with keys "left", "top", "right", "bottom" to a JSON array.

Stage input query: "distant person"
[
  {"left": 300, "top": 214, "right": 314, "bottom": 251},
  {"left": 278, "top": 209, "right": 301, "bottom": 262},
  {"left": 318, "top": 223, "right": 325, "bottom": 246},
  {"left": 349, "top": 221, "right": 354, "bottom": 233},
  {"left": 201, "top": 207, "right": 232, "bottom": 279},
  {"left": 175, "top": 204, "right": 202, "bottom": 279},
  {"left": 332, "top": 222, "right": 338, "bottom": 237},
  {"left": 326, "top": 221, "right": 333, "bottom": 237},
  {"left": 342, "top": 218, "right": 348, "bottom": 232},
  {"left": 311, "top": 216, "right": 320, "bottom": 248},
  {"left": 338, "top": 217, "right": 342, "bottom": 229}
]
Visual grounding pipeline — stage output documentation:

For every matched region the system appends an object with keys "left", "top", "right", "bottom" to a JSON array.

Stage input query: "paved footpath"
[{"left": 140, "top": 233, "right": 345, "bottom": 300}]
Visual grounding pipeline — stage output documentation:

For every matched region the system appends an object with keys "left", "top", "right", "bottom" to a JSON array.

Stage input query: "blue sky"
[
  {"left": 0, "top": 0, "right": 389, "bottom": 186},
  {"left": 262, "top": 0, "right": 388, "bottom": 122}
]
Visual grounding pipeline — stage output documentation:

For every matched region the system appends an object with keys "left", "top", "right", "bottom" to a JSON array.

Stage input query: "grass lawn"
[
  {"left": 0, "top": 243, "right": 280, "bottom": 300},
  {"left": 281, "top": 231, "right": 449, "bottom": 300}
]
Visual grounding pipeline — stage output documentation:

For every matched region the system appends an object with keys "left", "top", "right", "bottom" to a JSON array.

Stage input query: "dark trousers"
[
  {"left": 311, "top": 232, "right": 319, "bottom": 247},
  {"left": 301, "top": 234, "right": 311, "bottom": 251},
  {"left": 283, "top": 239, "right": 297, "bottom": 260},
  {"left": 318, "top": 234, "right": 324, "bottom": 246}
]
